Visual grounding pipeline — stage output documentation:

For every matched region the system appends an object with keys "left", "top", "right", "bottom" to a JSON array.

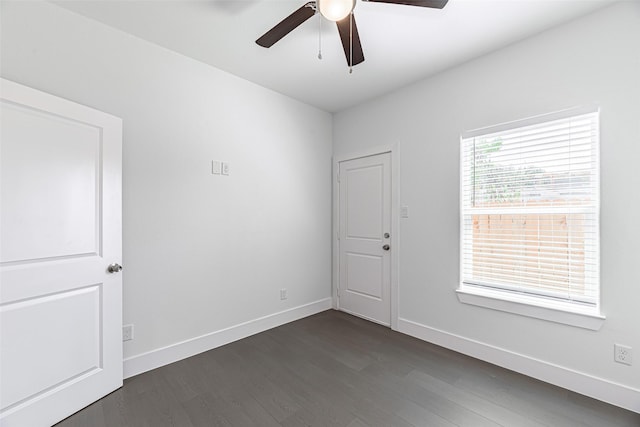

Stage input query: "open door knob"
[
  {"left": 107, "top": 263, "right": 123, "bottom": 273},
  {"left": 382, "top": 244, "right": 390, "bottom": 251}
]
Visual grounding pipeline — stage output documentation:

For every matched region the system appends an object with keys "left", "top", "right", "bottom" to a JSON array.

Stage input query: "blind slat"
[{"left": 461, "top": 110, "right": 599, "bottom": 305}]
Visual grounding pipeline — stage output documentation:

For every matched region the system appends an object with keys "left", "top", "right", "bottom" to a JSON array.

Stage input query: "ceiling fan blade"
[
  {"left": 256, "top": 2, "right": 316, "bottom": 48},
  {"left": 336, "top": 14, "right": 365, "bottom": 67},
  {"left": 364, "top": 0, "right": 448, "bottom": 9}
]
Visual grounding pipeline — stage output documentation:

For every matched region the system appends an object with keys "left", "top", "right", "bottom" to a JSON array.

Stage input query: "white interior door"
[
  {"left": 0, "top": 79, "right": 123, "bottom": 427},
  {"left": 338, "top": 152, "right": 391, "bottom": 325}
]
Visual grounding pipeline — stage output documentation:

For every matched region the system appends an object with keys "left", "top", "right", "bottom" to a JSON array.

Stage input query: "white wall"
[
  {"left": 1, "top": 1, "right": 332, "bottom": 372},
  {"left": 334, "top": 2, "right": 640, "bottom": 411}
]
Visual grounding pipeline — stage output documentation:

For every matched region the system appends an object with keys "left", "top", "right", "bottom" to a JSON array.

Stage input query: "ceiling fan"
[{"left": 256, "top": 0, "right": 449, "bottom": 69}]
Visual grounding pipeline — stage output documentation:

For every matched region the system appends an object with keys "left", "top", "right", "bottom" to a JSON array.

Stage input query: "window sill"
[{"left": 456, "top": 286, "right": 605, "bottom": 330}]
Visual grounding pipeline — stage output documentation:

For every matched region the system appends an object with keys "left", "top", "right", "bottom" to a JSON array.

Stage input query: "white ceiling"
[{"left": 53, "top": 0, "right": 616, "bottom": 112}]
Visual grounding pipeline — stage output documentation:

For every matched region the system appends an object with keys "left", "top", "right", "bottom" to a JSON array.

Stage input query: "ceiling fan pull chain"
[
  {"left": 349, "top": 12, "right": 353, "bottom": 74},
  {"left": 318, "top": 12, "right": 323, "bottom": 60}
]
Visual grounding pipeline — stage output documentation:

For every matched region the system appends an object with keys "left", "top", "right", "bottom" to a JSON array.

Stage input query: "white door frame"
[{"left": 332, "top": 144, "right": 400, "bottom": 330}]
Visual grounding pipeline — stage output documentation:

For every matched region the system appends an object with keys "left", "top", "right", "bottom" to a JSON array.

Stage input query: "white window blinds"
[{"left": 461, "top": 109, "right": 599, "bottom": 307}]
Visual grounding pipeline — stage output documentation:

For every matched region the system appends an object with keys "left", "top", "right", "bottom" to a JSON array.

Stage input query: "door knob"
[
  {"left": 107, "top": 263, "right": 123, "bottom": 273},
  {"left": 382, "top": 244, "right": 390, "bottom": 251}
]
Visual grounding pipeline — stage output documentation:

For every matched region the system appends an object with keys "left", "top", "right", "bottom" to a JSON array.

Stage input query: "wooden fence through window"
[{"left": 471, "top": 200, "right": 587, "bottom": 295}]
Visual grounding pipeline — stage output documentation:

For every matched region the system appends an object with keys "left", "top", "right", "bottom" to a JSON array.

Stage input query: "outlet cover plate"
[
  {"left": 614, "top": 344, "right": 632, "bottom": 365},
  {"left": 123, "top": 324, "right": 134, "bottom": 342}
]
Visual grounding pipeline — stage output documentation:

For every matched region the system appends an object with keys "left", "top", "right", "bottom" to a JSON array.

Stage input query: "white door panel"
[
  {"left": 0, "top": 79, "right": 122, "bottom": 427},
  {"left": 338, "top": 153, "right": 391, "bottom": 325},
  {"left": 345, "top": 166, "right": 383, "bottom": 239},
  {"left": 345, "top": 253, "right": 383, "bottom": 299},
  {"left": 1, "top": 101, "right": 101, "bottom": 263},
  {"left": 1, "top": 286, "right": 102, "bottom": 409}
]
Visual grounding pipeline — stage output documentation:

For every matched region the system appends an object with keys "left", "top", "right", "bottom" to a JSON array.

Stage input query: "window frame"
[{"left": 457, "top": 106, "right": 605, "bottom": 330}]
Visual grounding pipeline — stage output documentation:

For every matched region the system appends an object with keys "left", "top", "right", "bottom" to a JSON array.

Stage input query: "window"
[{"left": 459, "top": 108, "right": 602, "bottom": 327}]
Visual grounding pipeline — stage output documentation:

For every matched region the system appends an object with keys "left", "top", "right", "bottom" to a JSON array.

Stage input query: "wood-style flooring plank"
[{"left": 56, "top": 310, "right": 640, "bottom": 427}]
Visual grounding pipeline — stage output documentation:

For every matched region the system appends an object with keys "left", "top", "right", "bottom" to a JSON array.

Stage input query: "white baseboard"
[
  {"left": 397, "top": 317, "right": 640, "bottom": 414},
  {"left": 123, "top": 298, "right": 332, "bottom": 379}
]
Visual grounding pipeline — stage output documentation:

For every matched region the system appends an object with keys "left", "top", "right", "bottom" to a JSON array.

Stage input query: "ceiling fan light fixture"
[{"left": 317, "top": 0, "right": 356, "bottom": 22}]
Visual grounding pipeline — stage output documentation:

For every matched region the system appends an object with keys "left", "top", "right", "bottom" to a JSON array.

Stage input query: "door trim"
[{"left": 332, "top": 144, "right": 400, "bottom": 330}]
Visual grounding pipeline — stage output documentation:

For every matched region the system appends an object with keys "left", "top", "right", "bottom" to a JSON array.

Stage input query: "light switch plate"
[
  {"left": 221, "top": 162, "right": 230, "bottom": 176},
  {"left": 212, "top": 160, "right": 221, "bottom": 175}
]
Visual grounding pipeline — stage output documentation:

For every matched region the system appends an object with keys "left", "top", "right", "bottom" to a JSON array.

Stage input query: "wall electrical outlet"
[
  {"left": 614, "top": 344, "right": 632, "bottom": 365},
  {"left": 123, "top": 324, "right": 134, "bottom": 342},
  {"left": 280, "top": 288, "right": 287, "bottom": 300}
]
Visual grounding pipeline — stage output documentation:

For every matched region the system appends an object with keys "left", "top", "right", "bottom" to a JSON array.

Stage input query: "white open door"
[
  {"left": 0, "top": 79, "right": 123, "bottom": 426},
  {"left": 338, "top": 153, "right": 391, "bottom": 325}
]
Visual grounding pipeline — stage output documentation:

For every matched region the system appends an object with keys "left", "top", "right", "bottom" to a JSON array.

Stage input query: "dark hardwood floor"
[{"left": 56, "top": 310, "right": 639, "bottom": 427}]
